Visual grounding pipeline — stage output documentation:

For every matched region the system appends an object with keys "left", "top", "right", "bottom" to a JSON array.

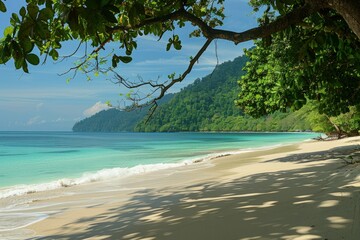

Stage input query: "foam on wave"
[
  {"left": 1, "top": 155, "right": 214, "bottom": 199},
  {"left": 0, "top": 143, "right": 288, "bottom": 199}
]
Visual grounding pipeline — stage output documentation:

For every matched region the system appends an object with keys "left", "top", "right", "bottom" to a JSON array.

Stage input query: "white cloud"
[
  {"left": 52, "top": 117, "right": 65, "bottom": 122},
  {"left": 26, "top": 116, "right": 46, "bottom": 125},
  {"left": 83, "top": 101, "right": 111, "bottom": 117}
]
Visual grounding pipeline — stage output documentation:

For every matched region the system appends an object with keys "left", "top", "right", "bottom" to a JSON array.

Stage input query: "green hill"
[
  {"left": 73, "top": 55, "right": 318, "bottom": 132},
  {"left": 135, "top": 56, "right": 247, "bottom": 131},
  {"left": 135, "top": 56, "right": 313, "bottom": 132},
  {"left": 72, "top": 108, "right": 146, "bottom": 132}
]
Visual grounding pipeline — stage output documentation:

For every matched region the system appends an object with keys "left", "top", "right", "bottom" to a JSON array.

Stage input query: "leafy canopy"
[
  {"left": 1, "top": 0, "right": 360, "bottom": 115},
  {"left": 0, "top": 0, "right": 225, "bottom": 73},
  {"left": 237, "top": 1, "right": 360, "bottom": 117}
]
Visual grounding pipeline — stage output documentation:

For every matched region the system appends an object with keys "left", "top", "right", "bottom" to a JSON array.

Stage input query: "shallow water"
[
  {"left": 0, "top": 131, "right": 322, "bottom": 236},
  {"left": 0, "top": 131, "right": 319, "bottom": 198}
]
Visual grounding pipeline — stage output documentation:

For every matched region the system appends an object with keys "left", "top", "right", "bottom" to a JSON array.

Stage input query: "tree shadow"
[
  {"left": 266, "top": 144, "right": 360, "bottom": 164},
  {"left": 31, "top": 145, "right": 360, "bottom": 240}
]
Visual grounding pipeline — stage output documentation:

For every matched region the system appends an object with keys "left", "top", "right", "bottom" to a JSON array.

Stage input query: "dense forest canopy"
[{"left": 1, "top": 0, "right": 360, "bottom": 116}]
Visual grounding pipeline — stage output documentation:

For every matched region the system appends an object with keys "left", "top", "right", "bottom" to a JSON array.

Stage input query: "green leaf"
[
  {"left": 0, "top": 44, "right": 11, "bottom": 61},
  {"left": 14, "top": 58, "right": 23, "bottom": 69},
  {"left": 26, "top": 53, "right": 40, "bottom": 65},
  {"left": 132, "top": 41, "right": 137, "bottom": 49},
  {"left": 0, "top": 0, "right": 6, "bottom": 12},
  {"left": 275, "top": 0, "right": 285, "bottom": 14},
  {"left": 67, "top": 9, "right": 79, "bottom": 31},
  {"left": 166, "top": 42, "right": 172, "bottom": 51},
  {"left": 49, "top": 49, "right": 59, "bottom": 60},
  {"left": 38, "top": 8, "right": 54, "bottom": 20},
  {"left": 22, "top": 61, "right": 29, "bottom": 73},
  {"left": 19, "top": 7, "right": 26, "bottom": 17},
  {"left": 11, "top": 41, "right": 23, "bottom": 61},
  {"left": 112, "top": 57, "right": 118, "bottom": 68},
  {"left": 118, "top": 56, "right": 132, "bottom": 63},
  {"left": 128, "top": 5, "right": 137, "bottom": 26},
  {"left": 27, "top": 4, "right": 39, "bottom": 19},
  {"left": 128, "top": 2, "right": 144, "bottom": 26},
  {"left": 4, "top": 26, "right": 13, "bottom": 37},
  {"left": 21, "top": 38, "right": 34, "bottom": 53},
  {"left": 173, "top": 41, "right": 182, "bottom": 50},
  {"left": 0, "top": 45, "right": 10, "bottom": 64},
  {"left": 11, "top": 13, "right": 20, "bottom": 24}
]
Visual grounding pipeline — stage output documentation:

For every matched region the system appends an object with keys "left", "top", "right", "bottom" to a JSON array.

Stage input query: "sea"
[
  {"left": 0, "top": 131, "right": 320, "bottom": 199},
  {"left": 0, "top": 131, "right": 322, "bottom": 237}
]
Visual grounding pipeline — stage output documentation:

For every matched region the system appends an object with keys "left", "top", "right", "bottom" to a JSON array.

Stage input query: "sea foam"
[
  {"left": 0, "top": 155, "right": 213, "bottom": 199},
  {"left": 0, "top": 144, "right": 286, "bottom": 200}
]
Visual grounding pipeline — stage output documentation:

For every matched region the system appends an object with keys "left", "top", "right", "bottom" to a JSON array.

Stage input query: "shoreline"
[
  {"left": 0, "top": 138, "right": 309, "bottom": 200},
  {"left": 2, "top": 136, "right": 360, "bottom": 239}
]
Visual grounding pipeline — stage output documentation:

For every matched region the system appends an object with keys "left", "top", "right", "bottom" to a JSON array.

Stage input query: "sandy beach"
[{"left": 3, "top": 137, "right": 360, "bottom": 240}]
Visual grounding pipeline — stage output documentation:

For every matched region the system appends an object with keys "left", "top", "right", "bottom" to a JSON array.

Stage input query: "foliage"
[
  {"left": 73, "top": 54, "right": 358, "bottom": 134},
  {"left": 72, "top": 108, "right": 147, "bottom": 132},
  {"left": 0, "top": 0, "right": 224, "bottom": 73},
  {"left": 330, "top": 106, "right": 360, "bottom": 136},
  {"left": 236, "top": 4, "right": 360, "bottom": 118},
  {"left": 135, "top": 55, "right": 317, "bottom": 132},
  {"left": 2, "top": 0, "right": 360, "bottom": 133},
  {"left": 1, "top": 0, "right": 360, "bottom": 112}
]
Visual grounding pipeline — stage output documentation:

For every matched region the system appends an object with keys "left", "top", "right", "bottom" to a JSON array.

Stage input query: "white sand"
[{"left": 3, "top": 136, "right": 360, "bottom": 240}]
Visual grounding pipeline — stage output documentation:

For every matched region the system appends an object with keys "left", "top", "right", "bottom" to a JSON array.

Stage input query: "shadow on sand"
[{"left": 31, "top": 145, "right": 360, "bottom": 240}]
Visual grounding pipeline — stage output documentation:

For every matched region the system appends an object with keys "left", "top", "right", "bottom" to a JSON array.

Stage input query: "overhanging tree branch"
[
  {"left": 2, "top": 0, "right": 360, "bottom": 119},
  {"left": 179, "top": 3, "right": 322, "bottom": 44},
  {"left": 84, "top": 1, "right": 346, "bottom": 118},
  {"left": 112, "top": 38, "right": 213, "bottom": 121}
]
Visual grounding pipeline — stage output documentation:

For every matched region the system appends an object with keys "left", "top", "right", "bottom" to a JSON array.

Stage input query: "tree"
[
  {"left": 236, "top": 2, "right": 360, "bottom": 119},
  {"left": 1, "top": 0, "right": 360, "bottom": 115}
]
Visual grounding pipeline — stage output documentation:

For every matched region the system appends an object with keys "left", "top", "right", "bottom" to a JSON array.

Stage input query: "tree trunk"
[
  {"left": 326, "top": 115, "right": 343, "bottom": 139},
  {"left": 326, "top": 0, "right": 360, "bottom": 40}
]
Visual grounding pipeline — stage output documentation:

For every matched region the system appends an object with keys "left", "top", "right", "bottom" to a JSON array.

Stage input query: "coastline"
[
  {"left": 0, "top": 132, "right": 315, "bottom": 199},
  {"left": 2, "top": 136, "right": 360, "bottom": 239}
]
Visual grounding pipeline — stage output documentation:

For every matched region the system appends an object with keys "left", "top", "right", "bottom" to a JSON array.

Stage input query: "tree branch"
[
  {"left": 112, "top": 38, "right": 213, "bottom": 122},
  {"left": 180, "top": 3, "right": 321, "bottom": 44}
]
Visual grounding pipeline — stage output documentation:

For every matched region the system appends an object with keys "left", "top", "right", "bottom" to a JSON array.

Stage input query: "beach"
[{"left": 2, "top": 136, "right": 360, "bottom": 240}]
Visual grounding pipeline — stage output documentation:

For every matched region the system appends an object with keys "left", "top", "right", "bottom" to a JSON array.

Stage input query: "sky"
[{"left": 0, "top": 0, "right": 259, "bottom": 131}]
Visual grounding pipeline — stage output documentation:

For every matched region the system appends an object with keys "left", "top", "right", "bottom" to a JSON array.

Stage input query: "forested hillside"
[
  {"left": 135, "top": 55, "right": 323, "bottom": 132},
  {"left": 72, "top": 108, "right": 146, "bottom": 132},
  {"left": 74, "top": 55, "right": 349, "bottom": 133}
]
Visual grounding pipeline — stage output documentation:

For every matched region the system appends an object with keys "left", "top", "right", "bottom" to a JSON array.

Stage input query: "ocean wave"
[
  {"left": 0, "top": 143, "right": 292, "bottom": 200},
  {"left": 0, "top": 154, "right": 220, "bottom": 199},
  {"left": 0, "top": 163, "right": 180, "bottom": 199}
]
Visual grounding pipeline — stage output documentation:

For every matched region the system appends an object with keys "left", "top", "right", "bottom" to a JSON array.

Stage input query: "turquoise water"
[{"left": 0, "top": 131, "right": 319, "bottom": 197}]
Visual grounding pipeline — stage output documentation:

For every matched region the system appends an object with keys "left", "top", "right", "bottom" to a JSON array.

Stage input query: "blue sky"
[{"left": 0, "top": 0, "right": 259, "bottom": 131}]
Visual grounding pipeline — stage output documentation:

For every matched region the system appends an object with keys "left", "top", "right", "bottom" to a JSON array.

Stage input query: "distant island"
[{"left": 73, "top": 55, "right": 333, "bottom": 133}]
